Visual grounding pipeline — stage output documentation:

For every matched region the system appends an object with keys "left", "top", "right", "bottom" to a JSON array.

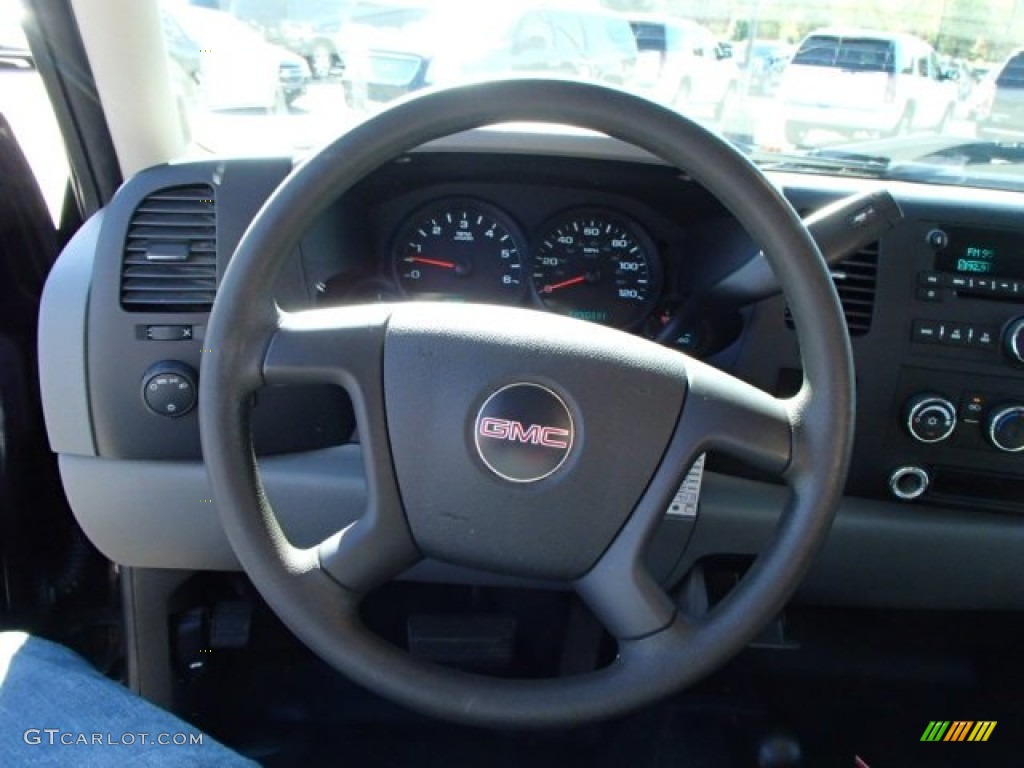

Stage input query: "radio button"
[
  {"left": 944, "top": 325, "right": 968, "bottom": 345},
  {"left": 971, "top": 327, "right": 997, "bottom": 350},
  {"left": 916, "top": 286, "right": 943, "bottom": 302},
  {"left": 912, "top": 319, "right": 942, "bottom": 344},
  {"left": 917, "top": 271, "right": 944, "bottom": 287}
]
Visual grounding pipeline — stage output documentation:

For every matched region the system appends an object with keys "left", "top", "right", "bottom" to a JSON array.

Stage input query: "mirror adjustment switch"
[{"left": 142, "top": 361, "right": 197, "bottom": 417}]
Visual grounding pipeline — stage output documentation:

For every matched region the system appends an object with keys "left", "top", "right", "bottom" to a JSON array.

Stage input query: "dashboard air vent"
[
  {"left": 786, "top": 242, "right": 878, "bottom": 336},
  {"left": 120, "top": 185, "right": 217, "bottom": 312}
]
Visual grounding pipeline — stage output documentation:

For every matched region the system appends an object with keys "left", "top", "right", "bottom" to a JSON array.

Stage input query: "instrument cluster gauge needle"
[
  {"left": 542, "top": 275, "right": 587, "bottom": 293},
  {"left": 407, "top": 256, "right": 457, "bottom": 269}
]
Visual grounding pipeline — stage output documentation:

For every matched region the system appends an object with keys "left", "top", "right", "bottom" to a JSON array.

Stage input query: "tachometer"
[
  {"left": 531, "top": 210, "right": 660, "bottom": 328},
  {"left": 393, "top": 199, "right": 526, "bottom": 303}
]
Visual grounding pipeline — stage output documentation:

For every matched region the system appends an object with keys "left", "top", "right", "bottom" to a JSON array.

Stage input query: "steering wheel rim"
[{"left": 200, "top": 79, "right": 854, "bottom": 727}]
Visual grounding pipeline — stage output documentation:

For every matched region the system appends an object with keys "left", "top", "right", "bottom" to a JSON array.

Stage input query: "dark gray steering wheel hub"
[{"left": 200, "top": 79, "right": 855, "bottom": 727}]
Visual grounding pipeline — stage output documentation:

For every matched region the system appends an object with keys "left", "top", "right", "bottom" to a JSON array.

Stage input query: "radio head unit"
[{"left": 935, "top": 226, "right": 1024, "bottom": 279}]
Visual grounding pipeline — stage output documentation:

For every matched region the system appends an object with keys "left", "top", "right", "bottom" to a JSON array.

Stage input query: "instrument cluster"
[{"left": 323, "top": 196, "right": 664, "bottom": 331}]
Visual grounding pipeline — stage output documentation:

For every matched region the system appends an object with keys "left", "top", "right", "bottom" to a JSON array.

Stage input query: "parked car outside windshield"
[
  {"left": 777, "top": 29, "right": 957, "bottom": 145},
  {"left": 157, "top": 0, "right": 1024, "bottom": 194},
  {"left": 627, "top": 15, "right": 739, "bottom": 120},
  {"left": 977, "top": 48, "right": 1024, "bottom": 140},
  {"left": 162, "top": 2, "right": 309, "bottom": 112}
]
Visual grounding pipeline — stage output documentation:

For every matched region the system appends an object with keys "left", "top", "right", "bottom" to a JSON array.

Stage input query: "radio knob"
[
  {"left": 904, "top": 394, "right": 957, "bottom": 443},
  {"left": 1004, "top": 317, "right": 1024, "bottom": 365},
  {"left": 926, "top": 228, "right": 949, "bottom": 250},
  {"left": 987, "top": 405, "right": 1024, "bottom": 453}
]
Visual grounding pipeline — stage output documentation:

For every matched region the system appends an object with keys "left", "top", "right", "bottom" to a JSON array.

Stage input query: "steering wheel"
[{"left": 200, "top": 79, "right": 854, "bottom": 727}]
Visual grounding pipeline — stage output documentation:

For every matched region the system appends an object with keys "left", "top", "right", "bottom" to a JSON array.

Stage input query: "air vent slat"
[
  {"left": 122, "top": 276, "right": 217, "bottom": 286},
  {"left": 124, "top": 245, "right": 216, "bottom": 255},
  {"left": 786, "top": 242, "right": 878, "bottom": 336},
  {"left": 123, "top": 268, "right": 216, "bottom": 278},
  {"left": 127, "top": 227, "right": 215, "bottom": 240},
  {"left": 120, "top": 184, "right": 217, "bottom": 313}
]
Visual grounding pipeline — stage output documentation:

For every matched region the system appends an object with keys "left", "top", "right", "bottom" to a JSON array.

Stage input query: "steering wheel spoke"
[
  {"left": 575, "top": 553, "right": 683, "bottom": 641},
  {"left": 678, "top": 358, "right": 794, "bottom": 478},
  {"left": 317, "top": 515, "right": 420, "bottom": 595},
  {"left": 263, "top": 304, "right": 420, "bottom": 595},
  {"left": 262, "top": 304, "right": 392, "bottom": 388}
]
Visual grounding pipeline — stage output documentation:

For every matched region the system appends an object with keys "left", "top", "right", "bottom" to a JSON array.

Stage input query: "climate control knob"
[
  {"left": 904, "top": 394, "right": 957, "bottom": 444},
  {"left": 1004, "top": 317, "right": 1024, "bottom": 365},
  {"left": 987, "top": 405, "right": 1024, "bottom": 453}
]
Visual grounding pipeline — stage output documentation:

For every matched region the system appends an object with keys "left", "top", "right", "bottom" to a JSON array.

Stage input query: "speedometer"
[
  {"left": 393, "top": 199, "right": 526, "bottom": 303},
  {"left": 531, "top": 210, "right": 660, "bottom": 328}
]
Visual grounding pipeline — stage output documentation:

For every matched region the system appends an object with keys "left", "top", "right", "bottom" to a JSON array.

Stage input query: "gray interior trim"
[
  {"left": 59, "top": 446, "right": 367, "bottom": 569},
  {"left": 39, "top": 211, "right": 102, "bottom": 457},
  {"left": 121, "top": 567, "right": 191, "bottom": 708},
  {"left": 59, "top": 446, "right": 1024, "bottom": 611},
  {"left": 685, "top": 472, "right": 1024, "bottom": 610}
]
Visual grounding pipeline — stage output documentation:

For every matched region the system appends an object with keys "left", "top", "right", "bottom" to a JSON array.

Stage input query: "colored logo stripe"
[
  {"left": 968, "top": 722, "right": 997, "bottom": 742},
  {"left": 921, "top": 720, "right": 996, "bottom": 742},
  {"left": 945, "top": 721, "right": 973, "bottom": 741}
]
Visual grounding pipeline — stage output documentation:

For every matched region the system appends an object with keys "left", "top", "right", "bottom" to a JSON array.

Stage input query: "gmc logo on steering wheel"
[{"left": 477, "top": 418, "right": 570, "bottom": 449}]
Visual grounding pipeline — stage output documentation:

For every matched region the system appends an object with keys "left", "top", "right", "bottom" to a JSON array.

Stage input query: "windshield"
[{"left": 144, "top": 1, "right": 1024, "bottom": 191}]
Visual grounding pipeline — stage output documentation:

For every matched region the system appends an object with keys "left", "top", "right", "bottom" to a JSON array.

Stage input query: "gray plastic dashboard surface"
[
  {"left": 58, "top": 446, "right": 367, "bottom": 570},
  {"left": 56, "top": 447, "right": 1024, "bottom": 610},
  {"left": 39, "top": 211, "right": 102, "bottom": 457}
]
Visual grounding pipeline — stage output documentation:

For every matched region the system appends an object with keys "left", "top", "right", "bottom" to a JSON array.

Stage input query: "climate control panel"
[
  {"left": 885, "top": 363, "right": 1024, "bottom": 506},
  {"left": 901, "top": 390, "right": 1024, "bottom": 453}
]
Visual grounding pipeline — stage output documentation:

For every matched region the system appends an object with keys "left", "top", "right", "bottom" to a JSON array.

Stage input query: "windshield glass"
[{"left": 153, "top": 0, "right": 1024, "bottom": 191}]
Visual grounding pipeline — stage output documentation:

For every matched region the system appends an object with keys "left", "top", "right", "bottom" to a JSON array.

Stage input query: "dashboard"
[
  {"left": 305, "top": 150, "right": 745, "bottom": 351},
  {"left": 38, "top": 129, "right": 1024, "bottom": 610}
]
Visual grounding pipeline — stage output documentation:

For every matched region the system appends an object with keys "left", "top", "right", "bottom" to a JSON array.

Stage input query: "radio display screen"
[{"left": 935, "top": 227, "right": 1024, "bottom": 278}]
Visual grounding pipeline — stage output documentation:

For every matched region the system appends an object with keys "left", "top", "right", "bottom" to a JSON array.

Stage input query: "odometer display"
[
  {"left": 393, "top": 199, "right": 526, "bottom": 303},
  {"left": 531, "top": 210, "right": 659, "bottom": 328}
]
